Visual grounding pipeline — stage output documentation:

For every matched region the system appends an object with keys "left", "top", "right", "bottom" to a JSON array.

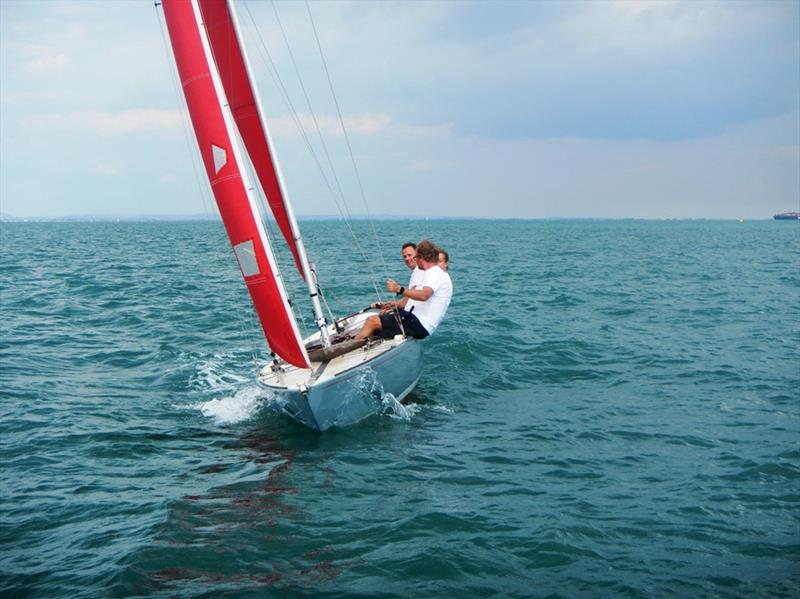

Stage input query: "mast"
[{"left": 225, "top": 0, "right": 331, "bottom": 348}]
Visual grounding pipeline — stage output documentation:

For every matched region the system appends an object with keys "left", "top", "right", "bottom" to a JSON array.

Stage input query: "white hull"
[{"left": 257, "top": 312, "right": 424, "bottom": 431}]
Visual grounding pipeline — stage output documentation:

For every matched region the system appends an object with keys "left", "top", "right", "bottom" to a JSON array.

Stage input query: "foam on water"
[
  {"left": 188, "top": 353, "right": 255, "bottom": 392},
  {"left": 174, "top": 353, "right": 277, "bottom": 425},
  {"left": 198, "top": 384, "right": 266, "bottom": 425},
  {"left": 380, "top": 393, "right": 413, "bottom": 421}
]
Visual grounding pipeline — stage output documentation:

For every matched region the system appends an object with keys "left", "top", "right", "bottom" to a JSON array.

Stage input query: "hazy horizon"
[{"left": 1, "top": 211, "right": 792, "bottom": 223}]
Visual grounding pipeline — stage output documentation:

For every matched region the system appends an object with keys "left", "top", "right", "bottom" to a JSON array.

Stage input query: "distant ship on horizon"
[{"left": 773, "top": 212, "right": 800, "bottom": 220}]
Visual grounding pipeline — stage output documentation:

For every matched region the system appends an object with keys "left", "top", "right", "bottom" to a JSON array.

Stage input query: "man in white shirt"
[
  {"left": 394, "top": 242, "right": 424, "bottom": 294},
  {"left": 355, "top": 240, "right": 453, "bottom": 340},
  {"left": 372, "top": 242, "right": 423, "bottom": 311}
]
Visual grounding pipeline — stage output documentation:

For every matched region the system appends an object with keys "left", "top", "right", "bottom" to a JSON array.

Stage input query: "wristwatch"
[{"left": 396, "top": 286, "right": 405, "bottom": 297}]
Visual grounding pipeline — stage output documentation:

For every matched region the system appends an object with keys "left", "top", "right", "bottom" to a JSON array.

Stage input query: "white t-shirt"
[
  {"left": 408, "top": 267, "right": 424, "bottom": 290},
  {"left": 405, "top": 265, "right": 452, "bottom": 335}
]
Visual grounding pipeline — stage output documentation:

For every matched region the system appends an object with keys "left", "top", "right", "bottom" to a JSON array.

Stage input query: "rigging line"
[
  {"left": 245, "top": 150, "right": 311, "bottom": 337},
  {"left": 271, "top": 1, "right": 352, "bottom": 236},
  {"left": 154, "top": 2, "right": 215, "bottom": 219},
  {"left": 239, "top": 0, "right": 385, "bottom": 304},
  {"left": 317, "top": 276, "right": 346, "bottom": 320},
  {"left": 304, "top": 0, "right": 391, "bottom": 286},
  {"left": 232, "top": 288, "right": 260, "bottom": 371},
  {"left": 241, "top": 1, "right": 332, "bottom": 193},
  {"left": 311, "top": 267, "right": 338, "bottom": 332},
  {"left": 240, "top": 0, "right": 368, "bottom": 251},
  {"left": 256, "top": 186, "right": 310, "bottom": 337},
  {"left": 320, "top": 292, "right": 337, "bottom": 332},
  {"left": 268, "top": 0, "right": 387, "bottom": 305}
]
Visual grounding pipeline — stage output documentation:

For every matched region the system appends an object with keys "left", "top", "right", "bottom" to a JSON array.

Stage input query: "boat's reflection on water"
[
  {"left": 137, "top": 427, "right": 347, "bottom": 592},
  {"left": 215, "top": 431, "right": 301, "bottom": 525},
  {"left": 121, "top": 385, "right": 438, "bottom": 595}
]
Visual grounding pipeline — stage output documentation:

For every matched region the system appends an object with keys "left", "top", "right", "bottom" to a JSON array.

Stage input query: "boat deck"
[{"left": 257, "top": 334, "right": 408, "bottom": 390}]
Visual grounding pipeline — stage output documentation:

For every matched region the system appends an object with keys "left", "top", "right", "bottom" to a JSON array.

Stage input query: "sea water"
[{"left": 1, "top": 219, "right": 798, "bottom": 597}]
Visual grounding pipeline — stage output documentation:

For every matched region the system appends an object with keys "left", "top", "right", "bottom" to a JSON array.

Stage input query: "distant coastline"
[
  {"left": 0, "top": 212, "right": 477, "bottom": 223},
  {"left": 0, "top": 213, "right": 784, "bottom": 223}
]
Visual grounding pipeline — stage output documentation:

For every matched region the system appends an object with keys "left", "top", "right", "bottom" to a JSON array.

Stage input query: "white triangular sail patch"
[{"left": 212, "top": 144, "right": 227, "bottom": 174}]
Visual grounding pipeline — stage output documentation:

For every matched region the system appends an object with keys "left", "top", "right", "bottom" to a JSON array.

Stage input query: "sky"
[{"left": 0, "top": 0, "right": 798, "bottom": 219}]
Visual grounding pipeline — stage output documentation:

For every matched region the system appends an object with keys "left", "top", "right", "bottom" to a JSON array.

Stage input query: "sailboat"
[{"left": 160, "top": 0, "right": 423, "bottom": 431}]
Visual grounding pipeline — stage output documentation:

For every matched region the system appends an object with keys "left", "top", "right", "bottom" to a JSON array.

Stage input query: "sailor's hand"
[
  {"left": 380, "top": 302, "right": 395, "bottom": 314},
  {"left": 386, "top": 279, "right": 400, "bottom": 294}
]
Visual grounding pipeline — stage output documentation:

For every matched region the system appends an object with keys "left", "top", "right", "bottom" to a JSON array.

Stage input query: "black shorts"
[{"left": 378, "top": 309, "right": 429, "bottom": 339}]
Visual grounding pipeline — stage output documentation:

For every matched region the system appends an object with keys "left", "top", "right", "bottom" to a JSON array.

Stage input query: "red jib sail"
[
  {"left": 198, "top": 0, "right": 304, "bottom": 278},
  {"left": 162, "top": 0, "right": 309, "bottom": 368}
]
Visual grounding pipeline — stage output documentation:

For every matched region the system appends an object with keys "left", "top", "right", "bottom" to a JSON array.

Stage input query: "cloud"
[
  {"left": 0, "top": 90, "right": 65, "bottom": 106},
  {"left": 393, "top": 123, "right": 453, "bottom": 139},
  {"left": 336, "top": 113, "right": 392, "bottom": 136},
  {"left": 408, "top": 159, "right": 456, "bottom": 173},
  {"left": 51, "top": 2, "right": 90, "bottom": 17},
  {"left": 25, "top": 52, "right": 71, "bottom": 74},
  {"left": 301, "top": 0, "right": 798, "bottom": 142},
  {"left": 269, "top": 112, "right": 391, "bottom": 137},
  {"left": 20, "top": 109, "right": 183, "bottom": 136},
  {"left": 94, "top": 162, "right": 122, "bottom": 177},
  {"left": 389, "top": 112, "right": 800, "bottom": 219},
  {"left": 269, "top": 111, "right": 451, "bottom": 140}
]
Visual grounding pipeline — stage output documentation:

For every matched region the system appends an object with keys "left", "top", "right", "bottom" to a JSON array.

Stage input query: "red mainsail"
[
  {"left": 162, "top": 0, "right": 309, "bottom": 368},
  {"left": 198, "top": 0, "right": 304, "bottom": 277}
]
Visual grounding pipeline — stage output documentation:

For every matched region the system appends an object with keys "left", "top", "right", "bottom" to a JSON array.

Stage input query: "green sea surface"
[{"left": 1, "top": 219, "right": 798, "bottom": 597}]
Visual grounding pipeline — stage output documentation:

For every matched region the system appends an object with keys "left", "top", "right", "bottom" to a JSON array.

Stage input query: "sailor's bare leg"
[{"left": 354, "top": 315, "right": 381, "bottom": 340}]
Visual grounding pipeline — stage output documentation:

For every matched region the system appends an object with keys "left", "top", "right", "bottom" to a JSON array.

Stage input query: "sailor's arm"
[
  {"left": 398, "top": 286, "right": 432, "bottom": 302},
  {"left": 384, "top": 278, "right": 432, "bottom": 303},
  {"left": 372, "top": 287, "right": 431, "bottom": 313},
  {"left": 374, "top": 297, "right": 409, "bottom": 313}
]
